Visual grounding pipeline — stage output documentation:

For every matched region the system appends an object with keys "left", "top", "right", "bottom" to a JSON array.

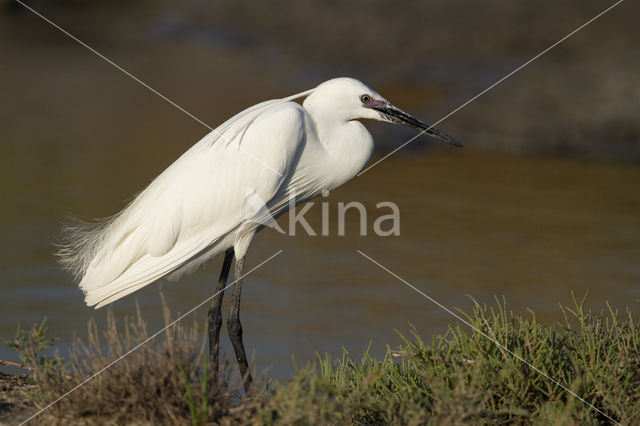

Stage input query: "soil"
[{"left": 0, "top": 372, "right": 36, "bottom": 426}]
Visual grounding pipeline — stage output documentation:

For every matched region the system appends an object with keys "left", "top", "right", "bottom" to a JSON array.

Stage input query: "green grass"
[
  {"left": 257, "top": 294, "right": 639, "bottom": 425},
  {"left": 3, "top": 293, "right": 639, "bottom": 425}
]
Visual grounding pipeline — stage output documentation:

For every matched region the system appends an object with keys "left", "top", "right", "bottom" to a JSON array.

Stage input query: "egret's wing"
[{"left": 73, "top": 102, "right": 308, "bottom": 307}]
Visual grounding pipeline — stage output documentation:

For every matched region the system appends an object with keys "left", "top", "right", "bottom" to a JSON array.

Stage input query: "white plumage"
[{"left": 57, "top": 77, "right": 460, "bottom": 309}]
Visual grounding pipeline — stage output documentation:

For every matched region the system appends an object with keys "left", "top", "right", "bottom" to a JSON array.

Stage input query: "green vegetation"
[{"left": 2, "top": 294, "right": 638, "bottom": 425}]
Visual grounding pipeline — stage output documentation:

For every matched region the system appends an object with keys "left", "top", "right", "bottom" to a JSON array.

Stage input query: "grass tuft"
[
  {"left": 4, "top": 299, "right": 254, "bottom": 425},
  {"left": 255, "top": 294, "right": 639, "bottom": 425}
]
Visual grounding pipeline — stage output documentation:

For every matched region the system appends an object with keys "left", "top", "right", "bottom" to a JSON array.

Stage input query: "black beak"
[{"left": 372, "top": 104, "right": 462, "bottom": 148}]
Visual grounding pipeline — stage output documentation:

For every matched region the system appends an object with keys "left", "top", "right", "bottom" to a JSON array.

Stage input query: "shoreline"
[{"left": 0, "top": 372, "right": 36, "bottom": 426}]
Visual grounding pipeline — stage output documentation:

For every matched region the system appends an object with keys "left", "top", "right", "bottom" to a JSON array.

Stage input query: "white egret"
[{"left": 58, "top": 77, "right": 461, "bottom": 393}]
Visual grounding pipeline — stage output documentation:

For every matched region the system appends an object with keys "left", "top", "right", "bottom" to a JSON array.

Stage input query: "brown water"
[
  {"left": 1, "top": 8, "right": 639, "bottom": 379},
  {"left": 1, "top": 145, "right": 639, "bottom": 378}
]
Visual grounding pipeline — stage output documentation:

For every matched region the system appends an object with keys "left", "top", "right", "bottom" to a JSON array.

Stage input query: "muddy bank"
[{"left": 0, "top": 372, "right": 35, "bottom": 426}]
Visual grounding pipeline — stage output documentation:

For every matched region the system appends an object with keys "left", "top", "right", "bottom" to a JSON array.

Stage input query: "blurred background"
[{"left": 1, "top": 0, "right": 639, "bottom": 380}]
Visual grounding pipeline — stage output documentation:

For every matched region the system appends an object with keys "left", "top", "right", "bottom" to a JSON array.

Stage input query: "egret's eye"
[{"left": 360, "top": 94, "right": 371, "bottom": 104}]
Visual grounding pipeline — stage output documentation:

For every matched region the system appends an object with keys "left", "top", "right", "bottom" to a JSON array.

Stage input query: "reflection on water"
[{"left": 1, "top": 147, "right": 639, "bottom": 378}]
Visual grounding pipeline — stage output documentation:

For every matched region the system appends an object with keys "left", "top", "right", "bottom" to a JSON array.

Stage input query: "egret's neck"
[{"left": 312, "top": 115, "right": 374, "bottom": 189}]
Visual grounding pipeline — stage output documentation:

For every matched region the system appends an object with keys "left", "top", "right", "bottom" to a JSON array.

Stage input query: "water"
[
  {"left": 1, "top": 6, "right": 639, "bottom": 379},
  {"left": 1, "top": 147, "right": 639, "bottom": 378}
]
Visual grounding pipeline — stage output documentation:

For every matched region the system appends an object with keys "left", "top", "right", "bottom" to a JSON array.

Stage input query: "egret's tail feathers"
[
  {"left": 57, "top": 203, "right": 229, "bottom": 309},
  {"left": 80, "top": 235, "right": 215, "bottom": 308},
  {"left": 55, "top": 211, "right": 153, "bottom": 307},
  {"left": 83, "top": 257, "right": 177, "bottom": 309},
  {"left": 55, "top": 215, "right": 118, "bottom": 282}
]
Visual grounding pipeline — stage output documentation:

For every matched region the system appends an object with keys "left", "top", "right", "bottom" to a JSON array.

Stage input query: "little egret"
[{"left": 58, "top": 77, "right": 460, "bottom": 393}]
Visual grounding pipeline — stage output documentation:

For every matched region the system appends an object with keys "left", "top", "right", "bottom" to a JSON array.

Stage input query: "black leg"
[
  {"left": 227, "top": 256, "right": 253, "bottom": 395},
  {"left": 208, "top": 249, "right": 234, "bottom": 389}
]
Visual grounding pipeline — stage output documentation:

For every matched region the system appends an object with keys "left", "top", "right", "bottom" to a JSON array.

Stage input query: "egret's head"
[{"left": 304, "top": 77, "right": 461, "bottom": 148}]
